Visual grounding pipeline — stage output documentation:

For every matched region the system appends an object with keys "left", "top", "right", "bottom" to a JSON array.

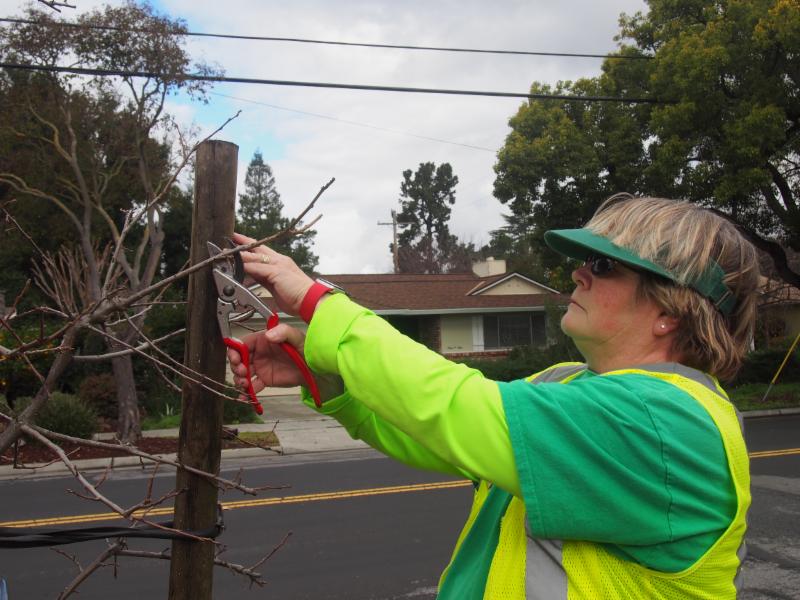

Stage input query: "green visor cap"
[{"left": 544, "top": 228, "right": 736, "bottom": 316}]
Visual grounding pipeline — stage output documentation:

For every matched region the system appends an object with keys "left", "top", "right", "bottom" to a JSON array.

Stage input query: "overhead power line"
[
  {"left": 0, "top": 62, "right": 670, "bottom": 104},
  {"left": 210, "top": 91, "right": 498, "bottom": 153},
  {"left": 0, "top": 17, "right": 652, "bottom": 61}
]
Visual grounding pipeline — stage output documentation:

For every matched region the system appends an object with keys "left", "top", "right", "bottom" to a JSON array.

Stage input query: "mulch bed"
[{"left": 0, "top": 434, "right": 278, "bottom": 467}]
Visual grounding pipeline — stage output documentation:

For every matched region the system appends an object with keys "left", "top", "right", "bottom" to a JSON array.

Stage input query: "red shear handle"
[
  {"left": 222, "top": 337, "right": 264, "bottom": 415},
  {"left": 266, "top": 314, "right": 322, "bottom": 407}
]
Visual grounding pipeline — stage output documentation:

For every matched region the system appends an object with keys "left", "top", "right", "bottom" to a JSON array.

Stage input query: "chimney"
[{"left": 472, "top": 257, "right": 507, "bottom": 277}]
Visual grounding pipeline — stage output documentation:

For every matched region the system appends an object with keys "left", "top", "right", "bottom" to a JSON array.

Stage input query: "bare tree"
[
  {"left": 0, "top": 176, "right": 331, "bottom": 596},
  {"left": 0, "top": 4, "right": 221, "bottom": 442}
]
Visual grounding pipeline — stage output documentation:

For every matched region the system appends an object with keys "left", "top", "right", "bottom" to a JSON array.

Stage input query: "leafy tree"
[
  {"left": 395, "top": 161, "right": 467, "bottom": 273},
  {"left": 160, "top": 185, "right": 194, "bottom": 283},
  {"left": 0, "top": 3, "right": 219, "bottom": 442},
  {"left": 493, "top": 0, "right": 800, "bottom": 288},
  {"left": 237, "top": 151, "right": 318, "bottom": 271}
]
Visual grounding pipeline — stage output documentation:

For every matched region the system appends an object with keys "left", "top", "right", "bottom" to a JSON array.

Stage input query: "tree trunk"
[{"left": 111, "top": 342, "right": 141, "bottom": 443}]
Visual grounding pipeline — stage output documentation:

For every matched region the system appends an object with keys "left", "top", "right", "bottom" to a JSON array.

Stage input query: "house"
[
  {"left": 233, "top": 259, "right": 568, "bottom": 359},
  {"left": 758, "top": 278, "right": 800, "bottom": 343}
]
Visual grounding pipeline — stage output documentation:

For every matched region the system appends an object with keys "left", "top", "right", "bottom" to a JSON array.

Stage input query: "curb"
[
  {"left": 741, "top": 407, "right": 800, "bottom": 418},
  {"left": 2, "top": 408, "right": 797, "bottom": 480}
]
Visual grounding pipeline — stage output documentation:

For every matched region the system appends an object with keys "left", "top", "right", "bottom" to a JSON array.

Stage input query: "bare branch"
[
  {"left": 91, "top": 178, "right": 335, "bottom": 322},
  {"left": 21, "top": 424, "right": 130, "bottom": 516},
  {"left": 84, "top": 324, "right": 243, "bottom": 403},
  {"left": 58, "top": 541, "right": 124, "bottom": 600},
  {"left": 37, "top": 0, "right": 77, "bottom": 12},
  {"left": 72, "top": 327, "right": 186, "bottom": 362},
  {"left": 5, "top": 418, "right": 270, "bottom": 495},
  {"left": 1, "top": 207, "right": 53, "bottom": 264},
  {"left": 247, "top": 531, "right": 293, "bottom": 573},
  {"left": 285, "top": 178, "right": 334, "bottom": 232}
]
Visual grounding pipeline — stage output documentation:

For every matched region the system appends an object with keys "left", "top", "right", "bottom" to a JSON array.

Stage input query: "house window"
[{"left": 483, "top": 312, "right": 546, "bottom": 349}]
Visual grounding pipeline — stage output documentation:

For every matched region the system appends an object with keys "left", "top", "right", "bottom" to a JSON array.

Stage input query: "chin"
[{"left": 560, "top": 312, "right": 578, "bottom": 338}]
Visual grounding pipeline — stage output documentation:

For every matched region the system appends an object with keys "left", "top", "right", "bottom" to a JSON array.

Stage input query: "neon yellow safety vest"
[{"left": 442, "top": 363, "right": 750, "bottom": 600}]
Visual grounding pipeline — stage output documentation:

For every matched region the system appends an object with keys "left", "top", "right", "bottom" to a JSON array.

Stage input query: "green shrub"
[
  {"left": 223, "top": 398, "right": 262, "bottom": 425},
  {"left": 139, "top": 377, "right": 182, "bottom": 420},
  {"left": 16, "top": 392, "right": 98, "bottom": 440},
  {"left": 78, "top": 373, "right": 118, "bottom": 419},
  {"left": 734, "top": 344, "right": 800, "bottom": 385},
  {"left": 460, "top": 343, "right": 580, "bottom": 382}
]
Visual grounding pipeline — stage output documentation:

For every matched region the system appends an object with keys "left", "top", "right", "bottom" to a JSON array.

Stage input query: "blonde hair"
[{"left": 586, "top": 194, "right": 760, "bottom": 380}]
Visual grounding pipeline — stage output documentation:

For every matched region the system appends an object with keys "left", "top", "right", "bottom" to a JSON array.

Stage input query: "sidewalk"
[
  {"left": 1, "top": 396, "right": 798, "bottom": 479},
  {"left": 0, "top": 395, "right": 367, "bottom": 479}
]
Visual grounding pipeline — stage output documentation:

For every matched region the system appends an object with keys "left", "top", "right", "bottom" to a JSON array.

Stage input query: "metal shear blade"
[{"left": 207, "top": 239, "right": 245, "bottom": 284}]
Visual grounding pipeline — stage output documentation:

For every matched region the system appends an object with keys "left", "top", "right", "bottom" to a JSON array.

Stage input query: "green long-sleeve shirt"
[{"left": 300, "top": 294, "right": 736, "bottom": 573}]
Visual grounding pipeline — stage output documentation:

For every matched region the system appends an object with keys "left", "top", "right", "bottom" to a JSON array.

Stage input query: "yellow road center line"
[
  {"left": 0, "top": 480, "right": 473, "bottom": 529},
  {"left": 3, "top": 447, "right": 799, "bottom": 530},
  {"left": 748, "top": 447, "right": 800, "bottom": 458}
]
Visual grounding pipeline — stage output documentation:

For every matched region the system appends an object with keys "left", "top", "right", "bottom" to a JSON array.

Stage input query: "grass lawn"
[
  {"left": 141, "top": 413, "right": 182, "bottom": 430},
  {"left": 728, "top": 382, "right": 800, "bottom": 412},
  {"left": 235, "top": 431, "right": 280, "bottom": 447}
]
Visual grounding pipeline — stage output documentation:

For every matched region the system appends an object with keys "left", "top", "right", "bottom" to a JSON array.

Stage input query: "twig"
[
  {"left": 58, "top": 541, "right": 125, "bottom": 600},
  {"left": 84, "top": 324, "right": 242, "bottom": 403},
  {"left": 72, "top": 327, "right": 186, "bottom": 361},
  {"left": 37, "top": 0, "right": 77, "bottom": 12},
  {"left": 88, "top": 176, "right": 336, "bottom": 322},
  {"left": 114, "top": 541, "right": 281, "bottom": 588},
  {"left": 222, "top": 429, "right": 282, "bottom": 456},
  {"left": 51, "top": 547, "right": 83, "bottom": 573},
  {"left": 248, "top": 531, "right": 293, "bottom": 573}
]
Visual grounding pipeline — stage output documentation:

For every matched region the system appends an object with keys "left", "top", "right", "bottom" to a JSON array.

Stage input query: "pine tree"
[{"left": 237, "top": 151, "right": 318, "bottom": 271}]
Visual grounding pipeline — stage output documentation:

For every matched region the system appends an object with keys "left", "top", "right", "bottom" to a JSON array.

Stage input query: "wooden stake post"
[{"left": 168, "top": 140, "right": 238, "bottom": 599}]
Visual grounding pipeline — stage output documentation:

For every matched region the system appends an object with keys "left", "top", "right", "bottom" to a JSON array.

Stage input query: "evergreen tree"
[
  {"left": 395, "top": 162, "right": 471, "bottom": 273},
  {"left": 237, "top": 151, "right": 318, "bottom": 271}
]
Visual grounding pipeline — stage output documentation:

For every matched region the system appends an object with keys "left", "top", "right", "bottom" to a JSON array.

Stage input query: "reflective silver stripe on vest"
[
  {"left": 522, "top": 362, "right": 746, "bottom": 597},
  {"left": 522, "top": 365, "right": 583, "bottom": 600},
  {"left": 524, "top": 525, "right": 567, "bottom": 600}
]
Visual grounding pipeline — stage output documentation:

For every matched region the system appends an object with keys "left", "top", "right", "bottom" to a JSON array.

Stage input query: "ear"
[{"left": 653, "top": 314, "right": 680, "bottom": 337}]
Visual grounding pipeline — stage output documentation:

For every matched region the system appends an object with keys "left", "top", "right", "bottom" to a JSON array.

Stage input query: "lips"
[{"left": 569, "top": 298, "right": 583, "bottom": 309}]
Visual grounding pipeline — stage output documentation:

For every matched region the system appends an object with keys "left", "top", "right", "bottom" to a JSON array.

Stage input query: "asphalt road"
[{"left": 0, "top": 415, "right": 797, "bottom": 599}]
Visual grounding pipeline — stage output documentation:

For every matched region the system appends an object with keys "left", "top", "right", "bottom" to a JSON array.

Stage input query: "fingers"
[
  {"left": 232, "top": 232, "right": 281, "bottom": 265},
  {"left": 231, "top": 232, "right": 255, "bottom": 245},
  {"left": 265, "top": 322, "right": 305, "bottom": 349},
  {"left": 241, "top": 248, "right": 280, "bottom": 267},
  {"left": 235, "top": 372, "right": 266, "bottom": 395}
]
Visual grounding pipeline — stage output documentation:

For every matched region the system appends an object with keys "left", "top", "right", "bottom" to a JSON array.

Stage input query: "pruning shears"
[{"left": 207, "top": 240, "right": 322, "bottom": 414}]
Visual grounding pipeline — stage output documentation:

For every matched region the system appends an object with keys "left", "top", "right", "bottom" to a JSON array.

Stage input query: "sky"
[{"left": 10, "top": 0, "right": 649, "bottom": 273}]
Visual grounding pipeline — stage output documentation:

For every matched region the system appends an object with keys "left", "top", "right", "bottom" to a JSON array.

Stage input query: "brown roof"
[{"left": 316, "top": 272, "right": 566, "bottom": 312}]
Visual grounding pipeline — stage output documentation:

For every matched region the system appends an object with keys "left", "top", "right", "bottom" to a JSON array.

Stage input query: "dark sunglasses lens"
[{"left": 587, "top": 256, "right": 616, "bottom": 276}]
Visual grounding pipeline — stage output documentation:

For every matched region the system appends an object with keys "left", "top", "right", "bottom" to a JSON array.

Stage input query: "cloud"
[{"left": 9, "top": 0, "right": 648, "bottom": 273}]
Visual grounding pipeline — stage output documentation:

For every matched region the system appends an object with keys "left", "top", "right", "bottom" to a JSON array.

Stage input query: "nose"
[{"left": 572, "top": 264, "right": 592, "bottom": 289}]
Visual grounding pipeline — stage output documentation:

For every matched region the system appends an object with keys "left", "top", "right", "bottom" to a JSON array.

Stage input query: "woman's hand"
[
  {"left": 228, "top": 323, "right": 345, "bottom": 404},
  {"left": 232, "top": 232, "right": 314, "bottom": 317},
  {"left": 228, "top": 323, "right": 308, "bottom": 394}
]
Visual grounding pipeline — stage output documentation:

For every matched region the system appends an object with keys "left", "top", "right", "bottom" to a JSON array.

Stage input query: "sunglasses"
[{"left": 583, "top": 254, "right": 619, "bottom": 277}]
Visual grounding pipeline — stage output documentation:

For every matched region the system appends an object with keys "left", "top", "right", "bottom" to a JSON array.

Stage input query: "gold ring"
[{"left": 260, "top": 254, "right": 270, "bottom": 265}]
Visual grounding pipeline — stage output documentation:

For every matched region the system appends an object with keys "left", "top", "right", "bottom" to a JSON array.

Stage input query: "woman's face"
[{"left": 561, "top": 257, "right": 663, "bottom": 360}]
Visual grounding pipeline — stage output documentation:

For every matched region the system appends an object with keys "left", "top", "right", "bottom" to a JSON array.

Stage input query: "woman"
[{"left": 228, "top": 194, "right": 760, "bottom": 599}]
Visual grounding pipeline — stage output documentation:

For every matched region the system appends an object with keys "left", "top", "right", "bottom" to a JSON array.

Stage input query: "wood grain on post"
[{"left": 168, "top": 140, "right": 238, "bottom": 600}]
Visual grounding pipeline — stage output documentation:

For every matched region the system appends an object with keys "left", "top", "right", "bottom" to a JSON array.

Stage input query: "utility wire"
[
  {"left": 0, "top": 62, "right": 670, "bottom": 104},
  {"left": 210, "top": 91, "right": 498, "bottom": 153},
  {"left": 0, "top": 17, "right": 652, "bottom": 61}
]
